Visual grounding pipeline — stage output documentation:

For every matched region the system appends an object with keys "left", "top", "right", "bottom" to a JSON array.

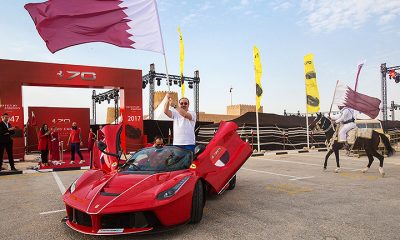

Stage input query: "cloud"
[
  {"left": 183, "top": 13, "right": 197, "bottom": 24},
  {"left": 240, "top": 0, "right": 250, "bottom": 6},
  {"left": 181, "top": 2, "right": 213, "bottom": 26},
  {"left": 272, "top": 1, "right": 294, "bottom": 11},
  {"left": 301, "top": 0, "right": 400, "bottom": 32},
  {"left": 230, "top": 0, "right": 252, "bottom": 10},
  {"left": 200, "top": 2, "right": 212, "bottom": 11}
]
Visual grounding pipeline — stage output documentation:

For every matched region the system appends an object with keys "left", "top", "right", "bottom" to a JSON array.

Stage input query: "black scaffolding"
[
  {"left": 92, "top": 89, "right": 120, "bottom": 125},
  {"left": 142, "top": 63, "right": 200, "bottom": 120}
]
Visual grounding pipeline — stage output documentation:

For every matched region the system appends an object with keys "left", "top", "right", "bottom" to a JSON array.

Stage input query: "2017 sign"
[{"left": 128, "top": 116, "right": 141, "bottom": 122}]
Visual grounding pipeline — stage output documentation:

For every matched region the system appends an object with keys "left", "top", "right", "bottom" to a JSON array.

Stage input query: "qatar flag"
[
  {"left": 333, "top": 82, "right": 381, "bottom": 119},
  {"left": 25, "top": 0, "right": 165, "bottom": 54}
]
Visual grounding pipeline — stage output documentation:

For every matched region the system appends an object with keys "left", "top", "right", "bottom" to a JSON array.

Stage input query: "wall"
[{"left": 227, "top": 104, "right": 263, "bottom": 115}]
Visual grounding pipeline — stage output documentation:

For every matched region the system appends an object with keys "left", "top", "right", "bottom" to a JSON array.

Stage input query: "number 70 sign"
[{"left": 52, "top": 118, "right": 71, "bottom": 124}]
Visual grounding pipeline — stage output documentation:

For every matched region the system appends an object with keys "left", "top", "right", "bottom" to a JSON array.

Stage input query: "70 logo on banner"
[
  {"left": 52, "top": 118, "right": 71, "bottom": 124},
  {"left": 57, "top": 70, "right": 96, "bottom": 81}
]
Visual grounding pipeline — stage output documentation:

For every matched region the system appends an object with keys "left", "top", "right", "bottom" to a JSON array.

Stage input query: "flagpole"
[
  {"left": 304, "top": 94, "right": 310, "bottom": 150},
  {"left": 154, "top": 0, "right": 170, "bottom": 91},
  {"left": 306, "top": 112, "right": 310, "bottom": 149},
  {"left": 354, "top": 61, "right": 365, "bottom": 92},
  {"left": 328, "top": 80, "right": 340, "bottom": 118},
  {"left": 230, "top": 87, "right": 233, "bottom": 106},
  {"left": 256, "top": 106, "right": 260, "bottom": 152},
  {"left": 303, "top": 69, "right": 310, "bottom": 149},
  {"left": 163, "top": 54, "right": 170, "bottom": 91}
]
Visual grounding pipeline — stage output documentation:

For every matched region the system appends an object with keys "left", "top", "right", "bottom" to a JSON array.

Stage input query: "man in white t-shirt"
[{"left": 163, "top": 92, "right": 196, "bottom": 152}]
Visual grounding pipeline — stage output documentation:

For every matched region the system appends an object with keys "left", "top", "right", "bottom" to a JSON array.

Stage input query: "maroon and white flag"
[
  {"left": 333, "top": 82, "right": 381, "bottom": 119},
  {"left": 354, "top": 61, "right": 365, "bottom": 91},
  {"left": 25, "top": 0, "right": 165, "bottom": 54}
]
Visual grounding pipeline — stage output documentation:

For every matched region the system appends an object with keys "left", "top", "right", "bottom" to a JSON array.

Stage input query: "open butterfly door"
[
  {"left": 193, "top": 121, "right": 252, "bottom": 193},
  {"left": 92, "top": 125, "right": 121, "bottom": 172}
]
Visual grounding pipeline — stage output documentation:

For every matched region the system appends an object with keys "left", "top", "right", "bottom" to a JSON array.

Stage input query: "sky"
[{"left": 1, "top": 0, "right": 400, "bottom": 123}]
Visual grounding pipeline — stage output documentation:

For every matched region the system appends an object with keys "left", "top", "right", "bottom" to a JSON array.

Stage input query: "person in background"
[
  {"left": 88, "top": 128, "right": 96, "bottom": 152},
  {"left": 67, "top": 122, "right": 85, "bottom": 165},
  {"left": 163, "top": 92, "right": 196, "bottom": 152},
  {"left": 153, "top": 135, "right": 164, "bottom": 148},
  {"left": 144, "top": 135, "right": 164, "bottom": 148},
  {"left": 0, "top": 113, "right": 17, "bottom": 171},
  {"left": 50, "top": 126, "right": 60, "bottom": 161},
  {"left": 97, "top": 125, "right": 105, "bottom": 141},
  {"left": 38, "top": 124, "right": 51, "bottom": 166}
]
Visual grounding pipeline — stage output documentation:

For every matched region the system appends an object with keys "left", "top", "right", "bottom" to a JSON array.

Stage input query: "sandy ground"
[{"left": 0, "top": 150, "right": 399, "bottom": 240}]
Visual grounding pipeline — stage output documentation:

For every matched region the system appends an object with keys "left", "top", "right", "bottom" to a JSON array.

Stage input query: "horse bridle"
[{"left": 313, "top": 116, "right": 333, "bottom": 134}]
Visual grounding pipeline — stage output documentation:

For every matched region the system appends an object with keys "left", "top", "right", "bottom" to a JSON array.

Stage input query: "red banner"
[
  {"left": 27, "top": 107, "right": 90, "bottom": 152},
  {"left": 0, "top": 59, "right": 143, "bottom": 160}
]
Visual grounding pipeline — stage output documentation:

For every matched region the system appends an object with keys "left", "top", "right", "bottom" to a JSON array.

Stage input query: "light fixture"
[{"left": 156, "top": 77, "right": 161, "bottom": 86}]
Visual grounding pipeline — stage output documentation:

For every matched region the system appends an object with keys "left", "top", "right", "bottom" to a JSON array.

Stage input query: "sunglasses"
[
  {"left": 155, "top": 143, "right": 164, "bottom": 146},
  {"left": 180, "top": 102, "right": 188, "bottom": 106}
]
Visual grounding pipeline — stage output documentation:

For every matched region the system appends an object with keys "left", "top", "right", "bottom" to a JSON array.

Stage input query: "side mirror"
[
  {"left": 97, "top": 141, "right": 107, "bottom": 152},
  {"left": 194, "top": 144, "right": 206, "bottom": 158}
]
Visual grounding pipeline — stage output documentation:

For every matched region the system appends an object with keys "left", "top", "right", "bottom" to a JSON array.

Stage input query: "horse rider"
[{"left": 330, "top": 106, "right": 356, "bottom": 147}]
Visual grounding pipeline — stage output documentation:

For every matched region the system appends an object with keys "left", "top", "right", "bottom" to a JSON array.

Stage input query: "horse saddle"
[{"left": 337, "top": 126, "right": 374, "bottom": 145}]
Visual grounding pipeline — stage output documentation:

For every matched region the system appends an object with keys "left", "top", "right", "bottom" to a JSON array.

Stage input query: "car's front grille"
[
  {"left": 101, "top": 211, "right": 159, "bottom": 229},
  {"left": 69, "top": 208, "right": 92, "bottom": 227}
]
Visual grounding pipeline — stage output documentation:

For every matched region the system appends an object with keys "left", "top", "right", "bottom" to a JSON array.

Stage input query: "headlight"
[
  {"left": 70, "top": 179, "right": 78, "bottom": 193},
  {"left": 157, "top": 176, "right": 190, "bottom": 200}
]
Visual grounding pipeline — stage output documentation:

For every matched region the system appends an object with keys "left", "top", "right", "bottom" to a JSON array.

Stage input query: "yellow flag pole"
[
  {"left": 304, "top": 84, "right": 310, "bottom": 149},
  {"left": 304, "top": 53, "right": 320, "bottom": 149},
  {"left": 256, "top": 104, "right": 260, "bottom": 152},
  {"left": 254, "top": 46, "right": 263, "bottom": 153},
  {"left": 178, "top": 26, "right": 185, "bottom": 97}
]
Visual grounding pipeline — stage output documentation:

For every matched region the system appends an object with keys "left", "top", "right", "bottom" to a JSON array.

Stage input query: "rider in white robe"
[{"left": 331, "top": 106, "right": 356, "bottom": 142}]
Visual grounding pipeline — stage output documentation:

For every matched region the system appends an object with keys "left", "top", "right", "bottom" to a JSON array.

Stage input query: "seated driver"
[
  {"left": 153, "top": 136, "right": 164, "bottom": 148},
  {"left": 144, "top": 135, "right": 164, "bottom": 148}
]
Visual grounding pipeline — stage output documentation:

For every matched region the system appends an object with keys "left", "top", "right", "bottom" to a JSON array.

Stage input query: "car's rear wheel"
[
  {"left": 190, "top": 180, "right": 204, "bottom": 224},
  {"left": 227, "top": 175, "right": 236, "bottom": 190}
]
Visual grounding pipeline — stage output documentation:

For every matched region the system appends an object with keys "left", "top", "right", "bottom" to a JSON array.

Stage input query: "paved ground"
[{"left": 1, "top": 151, "right": 399, "bottom": 240}]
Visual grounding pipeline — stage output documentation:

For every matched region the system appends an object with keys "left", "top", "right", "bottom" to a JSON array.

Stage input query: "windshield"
[{"left": 121, "top": 146, "right": 193, "bottom": 173}]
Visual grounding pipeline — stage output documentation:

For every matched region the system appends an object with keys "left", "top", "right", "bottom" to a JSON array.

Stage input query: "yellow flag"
[
  {"left": 178, "top": 26, "right": 185, "bottom": 97},
  {"left": 304, "top": 54, "right": 320, "bottom": 113},
  {"left": 253, "top": 46, "right": 263, "bottom": 111}
]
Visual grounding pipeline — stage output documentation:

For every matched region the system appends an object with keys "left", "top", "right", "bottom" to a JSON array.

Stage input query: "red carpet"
[{"left": 38, "top": 150, "right": 91, "bottom": 170}]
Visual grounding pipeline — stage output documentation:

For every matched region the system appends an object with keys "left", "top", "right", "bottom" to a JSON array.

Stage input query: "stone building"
[{"left": 107, "top": 91, "right": 263, "bottom": 123}]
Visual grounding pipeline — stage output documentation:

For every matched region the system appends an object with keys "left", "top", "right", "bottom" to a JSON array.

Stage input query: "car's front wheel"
[{"left": 190, "top": 180, "right": 204, "bottom": 224}]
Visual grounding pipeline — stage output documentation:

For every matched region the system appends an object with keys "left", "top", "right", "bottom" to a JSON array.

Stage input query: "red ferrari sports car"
[{"left": 62, "top": 121, "right": 252, "bottom": 235}]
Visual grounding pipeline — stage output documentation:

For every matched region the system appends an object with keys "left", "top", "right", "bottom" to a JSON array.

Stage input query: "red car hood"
[{"left": 64, "top": 170, "right": 184, "bottom": 214}]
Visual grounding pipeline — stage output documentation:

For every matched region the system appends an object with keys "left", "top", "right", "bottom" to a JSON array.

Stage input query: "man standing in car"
[
  {"left": 163, "top": 92, "right": 196, "bottom": 152},
  {"left": 0, "top": 113, "right": 17, "bottom": 171}
]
